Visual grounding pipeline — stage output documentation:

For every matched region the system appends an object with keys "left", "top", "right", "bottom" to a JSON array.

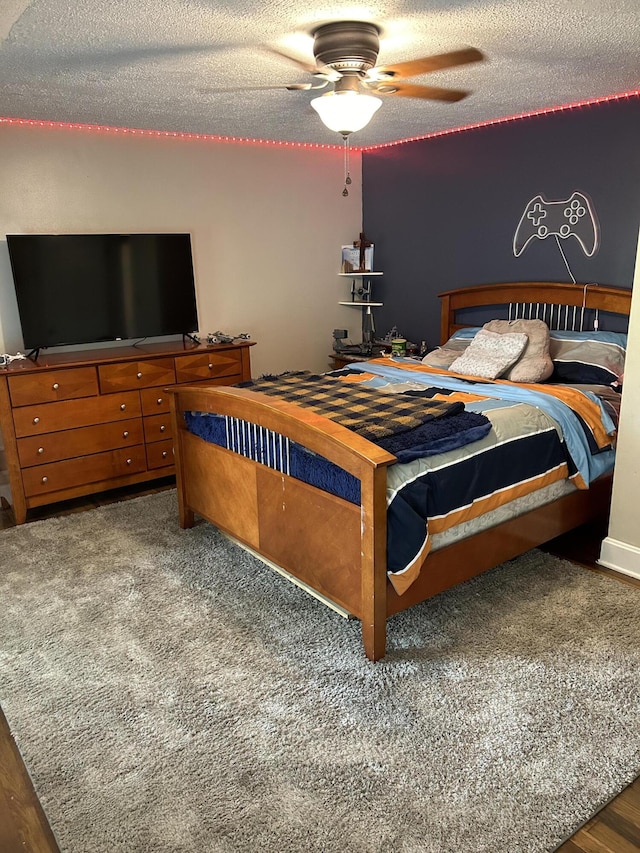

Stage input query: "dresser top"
[{"left": 0, "top": 339, "right": 255, "bottom": 376}]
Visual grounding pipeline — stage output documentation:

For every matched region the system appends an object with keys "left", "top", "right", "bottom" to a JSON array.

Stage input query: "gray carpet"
[{"left": 0, "top": 490, "right": 639, "bottom": 853}]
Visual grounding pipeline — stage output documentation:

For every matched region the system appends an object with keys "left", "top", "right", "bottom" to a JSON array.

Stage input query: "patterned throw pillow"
[
  {"left": 483, "top": 318, "right": 553, "bottom": 383},
  {"left": 448, "top": 329, "right": 528, "bottom": 380},
  {"left": 549, "top": 330, "right": 627, "bottom": 386}
]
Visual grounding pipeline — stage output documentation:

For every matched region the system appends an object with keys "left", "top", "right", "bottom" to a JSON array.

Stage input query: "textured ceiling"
[{"left": 0, "top": 0, "right": 638, "bottom": 147}]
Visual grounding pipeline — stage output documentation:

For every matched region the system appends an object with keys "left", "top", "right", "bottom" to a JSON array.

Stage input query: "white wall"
[
  {"left": 599, "top": 226, "right": 640, "bottom": 579},
  {"left": 0, "top": 122, "right": 363, "bottom": 502},
  {"left": 0, "top": 123, "right": 363, "bottom": 373}
]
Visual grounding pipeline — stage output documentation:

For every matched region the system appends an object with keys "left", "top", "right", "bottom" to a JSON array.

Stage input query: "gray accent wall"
[{"left": 362, "top": 97, "right": 640, "bottom": 348}]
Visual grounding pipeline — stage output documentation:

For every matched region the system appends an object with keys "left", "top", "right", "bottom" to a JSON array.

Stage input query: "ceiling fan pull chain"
[{"left": 342, "top": 133, "right": 352, "bottom": 197}]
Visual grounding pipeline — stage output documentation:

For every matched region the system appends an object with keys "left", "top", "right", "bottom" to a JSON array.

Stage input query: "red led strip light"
[
  {"left": 356, "top": 89, "right": 640, "bottom": 151},
  {"left": 1, "top": 89, "right": 638, "bottom": 152},
  {"left": 0, "top": 117, "right": 343, "bottom": 150}
]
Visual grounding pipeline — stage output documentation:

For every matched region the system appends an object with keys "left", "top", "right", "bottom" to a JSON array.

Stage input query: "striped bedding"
[{"left": 184, "top": 358, "right": 618, "bottom": 595}]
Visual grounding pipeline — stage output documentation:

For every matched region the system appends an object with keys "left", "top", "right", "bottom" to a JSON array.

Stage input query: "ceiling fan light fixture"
[{"left": 310, "top": 90, "right": 382, "bottom": 135}]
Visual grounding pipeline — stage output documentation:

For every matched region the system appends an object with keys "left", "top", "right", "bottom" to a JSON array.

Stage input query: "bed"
[{"left": 167, "top": 281, "right": 632, "bottom": 660}]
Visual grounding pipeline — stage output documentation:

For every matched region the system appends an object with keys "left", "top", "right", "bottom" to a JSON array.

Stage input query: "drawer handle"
[
  {"left": 137, "top": 372, "right": 143, "bottom": 379},
  {"left": 52, "top": 382, "right": 59, "bottom": 390},
  {"left": 123, "top": 430, "right": 129, "bottom": 438},
  {"left": 41, "top": 476, "right": 48, "bottom": 484},
  {"left": 126, "top": 458, "right": 132, "bottom": 465},
  {"left": 38, "top": 447, "right": 44, "bottom": 455},
  {"left": 33, "top": 416, "right": 40, "bottom": 424},
  {"left": 208, "top": 363, "right": 214, "bottom": 370},
  {"left": 160, "top": 425, "right": 166, "bottom": 432},
  {"left": 161, "top": 451, "right": 168, "bottom": 459},
  {"left": 157, "top": 397, "right": 163, "bottom": 405},
  {"left": 120, "top": 404, "right": 126, "bottom": 411}
]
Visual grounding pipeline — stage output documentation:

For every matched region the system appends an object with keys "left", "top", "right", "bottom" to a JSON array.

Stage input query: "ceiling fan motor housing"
[{"left": 312, "top": 21, "right": 380, "bottom": 75}]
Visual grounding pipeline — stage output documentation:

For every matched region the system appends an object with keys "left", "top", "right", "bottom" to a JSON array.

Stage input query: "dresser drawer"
[
  {"left": 13, "top": 391, "right": 141, "bottom": 437},
  {"left": 99, "top": 358, "right": 176, "bottom": 392},
  {"left": 140, "top": 386, "right": 171, "bottom": 416},
  {"left": 143, "top": 413, "right": 173, "bottom": 443},
  {"left": 17, "top": 419, "right": 144, "bottom": 467},
  {"left": 22, "top": 446, "right": 147, "bottom": 497},
  {"left": 8, "top": 367, "right": 99, "bottom": 407},
  {"left": 175, "top": 350, "right": 243, "bottom": 384},
  {"left": 146, "top": 438, "right": 174, "bottom": 469}
]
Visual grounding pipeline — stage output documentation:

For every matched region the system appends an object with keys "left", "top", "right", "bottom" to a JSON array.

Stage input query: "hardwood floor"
[
  {"left": 0, "top": 491, "right": 638, "bottom": 852},
  {"left": 0, "top": 704, "right": 59, "bottom": 853}
]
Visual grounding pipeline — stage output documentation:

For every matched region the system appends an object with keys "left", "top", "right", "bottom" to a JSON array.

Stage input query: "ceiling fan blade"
[
  {"left": 50, "top": 44, "right": 236, "bottom": 70},
  {"left": 200, "top": 79, "right": 329, "bottom": 95},
  {"left": 373, "top": 47, "right": 484, "bottom": 80},
  {"left": 261, "top": 46, "right": 319, "bottom": 76},
  {"left": 371, "top": 82, "right": 470, "bottom": 102},
  {"left": 200, "top": 83, "right": 316, "bottom": 94}
]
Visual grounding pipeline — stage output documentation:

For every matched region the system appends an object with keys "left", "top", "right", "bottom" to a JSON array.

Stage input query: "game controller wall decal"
[{"left": 513, "top": 192, "right": 600, "bottom": 258}]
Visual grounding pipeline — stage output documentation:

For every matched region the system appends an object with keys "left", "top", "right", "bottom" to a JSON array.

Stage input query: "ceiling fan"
[
  {"left": 261, "top": 21, "right": 485, "bottom": 135},
  {"left": 271, "top": 22, "right": 483, "bottom": 99}
]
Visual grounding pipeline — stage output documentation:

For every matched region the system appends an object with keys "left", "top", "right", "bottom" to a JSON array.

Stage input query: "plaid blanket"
[{"left": 240, "top": 372, "right": 465, "bottom": 442}]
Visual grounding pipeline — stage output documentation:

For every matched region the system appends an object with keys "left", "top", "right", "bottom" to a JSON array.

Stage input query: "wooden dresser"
[{"left": 0, "top": 340, "right": 254, "bottom": 524}]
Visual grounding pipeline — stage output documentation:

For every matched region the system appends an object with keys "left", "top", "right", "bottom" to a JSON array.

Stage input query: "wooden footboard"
[{"left": 167, "top": 384, "right": 396, "bottom": 660}]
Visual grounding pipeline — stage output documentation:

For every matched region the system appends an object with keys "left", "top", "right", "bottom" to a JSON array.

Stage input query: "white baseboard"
[{"left": 598, "top": 537, "right": 640, "bottom": 580}]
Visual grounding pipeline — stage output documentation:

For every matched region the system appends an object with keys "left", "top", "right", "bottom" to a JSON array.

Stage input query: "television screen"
[{"left": 6, "top": 233, "right": 199, "bottom": 350}]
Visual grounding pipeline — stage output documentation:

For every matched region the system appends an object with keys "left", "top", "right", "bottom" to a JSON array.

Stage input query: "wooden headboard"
[{"left": 438, "top": 282, "right": 633, "bottom": 344}]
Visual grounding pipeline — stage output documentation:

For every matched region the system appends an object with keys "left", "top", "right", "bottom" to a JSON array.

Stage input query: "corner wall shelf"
[{"left": 338, "top": 271, "right": 383, "bottom": 350}]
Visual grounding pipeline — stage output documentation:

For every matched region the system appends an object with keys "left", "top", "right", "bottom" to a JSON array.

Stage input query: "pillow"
[
  {"left": 483, "top": 318, "right": 553, "bottom": 383},
  {"left": 421, "top": 336, "right": 471, "bottom": 369},
  {"left": 448, "top": 329, "right": 528, "bottom": 379},
  {"left": 549, "top": 330, "right": 627, "bottom": 386}
]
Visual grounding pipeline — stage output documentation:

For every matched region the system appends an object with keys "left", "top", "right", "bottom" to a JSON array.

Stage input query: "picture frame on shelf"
[{"left": 341, "top": 243, "right": 374, "bottom": 273}]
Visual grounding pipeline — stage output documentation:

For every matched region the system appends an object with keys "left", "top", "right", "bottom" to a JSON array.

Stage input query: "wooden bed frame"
[{"left": 167, "top": 282, "right": 632, "bottom": 661}]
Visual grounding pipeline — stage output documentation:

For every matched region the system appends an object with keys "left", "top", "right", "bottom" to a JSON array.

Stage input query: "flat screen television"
[{"left": 6, "top": 233, "right": 199, "bottom": 351}]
